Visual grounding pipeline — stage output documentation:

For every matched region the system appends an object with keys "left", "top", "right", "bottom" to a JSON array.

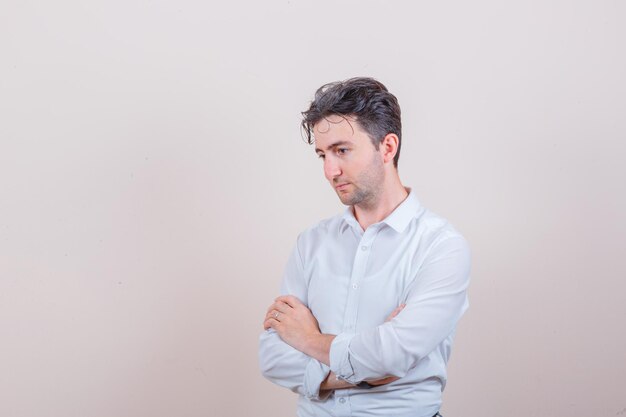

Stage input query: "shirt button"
[
  {"left": 339, "top": 398, "right": 346, "bottom": 404},
  {"left": 361, "top": 245, "right": 368, "bottom": 251},
  {"left": 352, "top": 283, "right": 358, "bottom": 289}
]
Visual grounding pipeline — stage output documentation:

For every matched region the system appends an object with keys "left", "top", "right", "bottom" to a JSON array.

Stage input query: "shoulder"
[
  {"left": 405, "top": 208, "right": 471, "bottom": 287},
  {"left": 294, "top": 212, "right": 344, "bottom": 260},
  {"left": 414, "top": 207, "right": 470, "bottom": 256}
]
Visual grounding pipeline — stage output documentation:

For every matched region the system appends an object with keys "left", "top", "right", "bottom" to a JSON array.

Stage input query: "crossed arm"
[
  {"left": 259, "top": 234, "right": 470, "bottom": 396},
  {"left": 263, "top": 296, "right": 404, "bottom": 391}
]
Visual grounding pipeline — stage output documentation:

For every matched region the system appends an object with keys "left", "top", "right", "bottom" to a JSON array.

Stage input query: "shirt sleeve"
[
  {"left": 329, "top": 234, "right": 471, "bottom": 383},
  {"left": 258, "top": 237, "right": 332, "bottom": 400}
]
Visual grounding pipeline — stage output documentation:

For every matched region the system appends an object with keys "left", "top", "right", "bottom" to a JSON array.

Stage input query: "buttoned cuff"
[
  {"left": 303, "top": 358, "right": 332, "bottom": 401},
  {"left": 329, "top": 332, "right": 358, "bottom": 384}
]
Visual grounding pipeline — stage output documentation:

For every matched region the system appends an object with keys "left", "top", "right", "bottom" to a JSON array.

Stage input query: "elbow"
[
  {"left": 258, "top": 351, "right": 304, "bottom": 395},
  {"left": 258, "top": 340, "right": 280, "bottom": 382},
  {"left": 259, "top": 355, "right": 287, "bottom": 387},
  {"left": 258, "top": 352, "right": 282, "bottom": 383},
  {"left": 258, "top": 331, "right": 277, "bottom": 381},
  {"left": 259, "top": 355, "right": 271, "bottom": 380},
  {"left": 258, "top": 331, "right": 300, "bottom": 389}
]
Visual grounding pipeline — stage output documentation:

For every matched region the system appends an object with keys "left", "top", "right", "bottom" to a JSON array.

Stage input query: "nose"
[{"left": 324, "top": 156, "right": 342, "bottom": 181}]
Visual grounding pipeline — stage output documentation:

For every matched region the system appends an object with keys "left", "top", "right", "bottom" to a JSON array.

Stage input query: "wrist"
[
  {"left": 303, "top": 333, "right": 335, "bottom": 366},
  {"left": 356, "top": 380, "right": 376, "bottom": 389}
]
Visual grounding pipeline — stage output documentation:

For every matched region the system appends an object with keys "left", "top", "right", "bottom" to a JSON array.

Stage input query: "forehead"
[
  {"left": 313, "top": 114, "right": 354, "bottom": 134},
  {"left": 313, "top": 115, "right": 368, "bottom": 148}
]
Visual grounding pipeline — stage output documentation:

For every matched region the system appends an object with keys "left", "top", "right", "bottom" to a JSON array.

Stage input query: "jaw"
[{"left": 335, "top": 184, "right": 376, "bottom": 208}]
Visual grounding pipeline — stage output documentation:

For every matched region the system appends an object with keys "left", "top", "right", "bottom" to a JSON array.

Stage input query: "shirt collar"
[{"left": 340, "top": 188, "right": 422, "bottom": 234}]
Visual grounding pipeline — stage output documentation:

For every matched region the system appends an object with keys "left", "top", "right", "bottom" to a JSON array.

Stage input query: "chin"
[
  {"left": 337, "top": 194, "right": 357, "bottom": 206},
  {"left": 336, "top": 193, "right": 351, "bottom": 205}
]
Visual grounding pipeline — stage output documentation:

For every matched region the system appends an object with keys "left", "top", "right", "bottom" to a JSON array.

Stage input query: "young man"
[{"left": 259, "top": 77, "right": 470, "bottom": 417}]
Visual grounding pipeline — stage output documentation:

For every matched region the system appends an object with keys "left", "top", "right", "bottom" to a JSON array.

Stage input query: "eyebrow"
[{"left": 314, "top": 141, "right": 352, "bottom": 154}]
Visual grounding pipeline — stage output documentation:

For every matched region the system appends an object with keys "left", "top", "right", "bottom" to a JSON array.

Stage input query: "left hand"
[{"left": 264, "top": 295, "right": 321, "bottom": 353}]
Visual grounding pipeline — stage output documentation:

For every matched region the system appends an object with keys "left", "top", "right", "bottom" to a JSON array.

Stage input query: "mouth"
[{"left": 335, "top": 183, "right": 350, "bottom": 191}]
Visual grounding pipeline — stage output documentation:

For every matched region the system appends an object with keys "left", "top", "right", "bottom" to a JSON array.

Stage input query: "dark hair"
[{"left": 301, "top": 77, "right": 402, "bottom": 167}]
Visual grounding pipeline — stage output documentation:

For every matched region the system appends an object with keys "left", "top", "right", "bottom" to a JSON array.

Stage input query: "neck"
[{"left": 353, "top": 173, "right": 408, "bottom": 231}]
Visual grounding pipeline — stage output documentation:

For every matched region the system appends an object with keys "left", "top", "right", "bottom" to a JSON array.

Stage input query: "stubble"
[{"left": 337, "top": 154, "right": 385, "bottom": 209}]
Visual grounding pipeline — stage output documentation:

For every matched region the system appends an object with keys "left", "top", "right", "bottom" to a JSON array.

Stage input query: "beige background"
[{"left": 1, "top": 1, "right": 625, "bottom": 416}]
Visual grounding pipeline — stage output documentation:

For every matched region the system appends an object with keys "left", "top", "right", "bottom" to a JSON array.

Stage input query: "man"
[{"left": 259, "top": 77, "right": 470, "bottom": 417}]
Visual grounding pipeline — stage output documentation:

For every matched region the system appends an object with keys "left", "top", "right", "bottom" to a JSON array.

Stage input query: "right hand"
[{"left": 385, "top": 303, "right": 406, "bottom": 322}]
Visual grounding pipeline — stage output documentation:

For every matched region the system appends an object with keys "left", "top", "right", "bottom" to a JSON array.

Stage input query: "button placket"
[
  {"left": 337, "top": 227, "right": 379, "bottom": 409},
  {"left": 343, "top": 228, "right": 377, "bottom": 333},
  {"left": 334, "top": 391, "right": 351, "bottom": 414}
]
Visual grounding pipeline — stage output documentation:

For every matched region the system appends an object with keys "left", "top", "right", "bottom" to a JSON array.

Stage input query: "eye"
[
  {"left": 317, "top": 154, "right": 325, "bottom": 159},
  {"left": 337, "top": 148, "right": 349, "bottom": 155}
]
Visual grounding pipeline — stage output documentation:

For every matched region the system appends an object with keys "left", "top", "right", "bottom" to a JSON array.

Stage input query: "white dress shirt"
[{"left": 259, "top": 189, "right": 471, "bottom": 417}]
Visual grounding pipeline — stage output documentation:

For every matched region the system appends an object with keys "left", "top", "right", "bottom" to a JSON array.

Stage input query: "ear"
[{"left": 380, "top": 133, "right": 399, "bottom": 165}]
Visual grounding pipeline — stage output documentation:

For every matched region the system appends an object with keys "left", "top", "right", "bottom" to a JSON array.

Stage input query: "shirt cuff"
[
  {"left": 303, "top": 358, "right": 332, "bottom": 401},
  {"left": 329, "top": 332, "right": 358, "bottom": 384}
]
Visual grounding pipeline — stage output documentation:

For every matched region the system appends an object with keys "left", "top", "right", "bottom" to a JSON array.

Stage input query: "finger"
[
  {"left": 385, "top": 304, "right": 406, "bottom": 322},
  {"left": 275, "top": 295, "right": 302, "bottom": 308},
  {"left": 264, "top": 317, "right": 279, "bottom": 330},
  {"left": 267, "top": 301, "right": 293, "bottom": 317},
  {"left": 265, "top": 309, "right": 286, "bottom": 323},
  {"left": 265, "top": 304, "right": 290, "bottom": 324},
  {"left": 393, "top": 304, "right": 406, "bottom": 314},
  {"left": 274, "top": 300, "right": 292, "bottom": 313},
  {"left": 266, "top": 296, "right": 297, "bottom": 313},
  {"left": 388, "top": 307, "right": 402, "bottom": 318},
  {"left": 264, "top": 317, "right": 280, "bottom": 330},
  {"left": 266, "top": 302, "right": 280, "bottom": 316}
]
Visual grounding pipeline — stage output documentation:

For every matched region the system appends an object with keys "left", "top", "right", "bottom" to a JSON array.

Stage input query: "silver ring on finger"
[{"left": 274, "top": 311, "right": 280, "bottom": 319}]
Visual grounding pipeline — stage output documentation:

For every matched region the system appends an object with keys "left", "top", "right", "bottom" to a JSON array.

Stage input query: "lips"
[{"left": 335, "top": 183, "right": 350, "bottom": 190}]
